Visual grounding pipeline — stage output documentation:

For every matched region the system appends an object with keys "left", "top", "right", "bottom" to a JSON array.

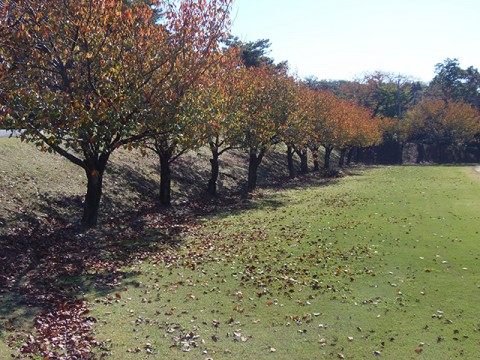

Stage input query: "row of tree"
[
  {"left": 1, "top": 1, "right": 479, "bottom": 229},
  {"left": 1, "top": 0, "right": 234, "bottom": 226},
  {"left": 0, "top": 0, "right": 388, "bottom": 228}
]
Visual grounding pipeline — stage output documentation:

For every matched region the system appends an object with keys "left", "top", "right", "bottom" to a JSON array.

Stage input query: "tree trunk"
[
  {"left": 324, "top": 146, "right": 333, "bottom": 169},
  {"left": 311, "top": 146, "right": 319, "bottom": 171},
  {"left": 397, "top": 142, "right": 405, "bottom": 164},
  {"left": 339, "top": 148, "right": 347, "bottom": 167},
  {"left": 295, "top": 147, "right": 308, "bottom": 174},
  {"left": 438, "top": 144, "right": 447, "bottom": 164},
  {"left": 346, "top": 148, "right": 354, "bottom": 165},
  {"left": 159, "top": 152, "right": 172, "bottom": 206},
  {"left": 286, "top": 145, "right": 296, "bottom": 179},
  {"left": 81, "top": 154, "right": 108, "bottom": 228},
  {"left": 208, "top": 145, "right": 220, "bottom": 195},
  {"left": 300, "top": 151, "right": 308, "bottom": 174},
  {"left": 82, "top": 169, "right": 103, "bottom": 227},
  {"left": 355, "top": 147, "right": 362, "bottom": 163},
  {"left": 247, "top": 149, "right": 265, "bottom": 192}
]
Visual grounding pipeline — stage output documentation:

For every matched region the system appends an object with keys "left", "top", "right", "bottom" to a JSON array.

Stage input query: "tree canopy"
[
  {"left": 2, "top": 4, "right": 479, "bottom": 229},
  {"left": 429, "top": 58, "right": 480, "bottom": 109},
  {"left": 0, "top": 0, "right": 233, "bottom": 226}
]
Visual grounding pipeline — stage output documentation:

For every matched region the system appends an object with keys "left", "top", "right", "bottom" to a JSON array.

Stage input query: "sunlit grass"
[
  {"left": 2, "top": 138, "right": 479, "bottom": 358},
  {"left": 88, "top": 166, "right": 480, "bottom": 359}
]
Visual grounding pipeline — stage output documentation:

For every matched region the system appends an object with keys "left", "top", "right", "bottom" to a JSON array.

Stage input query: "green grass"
[
  {"left": 2, "top": 138, "right": 480, "bottom": 359},
  {"left": 88, "top": 166, "right": 480, "bottom": 359}
]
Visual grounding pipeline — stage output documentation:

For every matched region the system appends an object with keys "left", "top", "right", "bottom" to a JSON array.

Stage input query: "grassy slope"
[
  {"left": 0, "top": 136, "right": 300, "bottom": 350},
  {"left": 0, "top": 137, "right": 299, "bottom": 230},
  {"left": 1, "top": 138, "right": 480, "bottom": 359}
]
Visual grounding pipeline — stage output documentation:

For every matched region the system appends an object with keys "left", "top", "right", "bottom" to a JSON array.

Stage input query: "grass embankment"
[
  {"left": 0, "top": 137, "right": 292, "bottom": 230},
  {"left": 1, "top": 138, "right": 480, "bottom": 359}
]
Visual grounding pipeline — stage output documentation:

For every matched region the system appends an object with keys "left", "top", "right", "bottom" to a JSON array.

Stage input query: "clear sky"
[{"left": 230, "top": 0, "right": 480, "bottom": 83}]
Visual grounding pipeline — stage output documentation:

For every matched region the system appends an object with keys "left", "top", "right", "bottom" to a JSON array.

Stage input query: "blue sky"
[{"left": 230, "top": 0, "right": 480, "bottom": 82}]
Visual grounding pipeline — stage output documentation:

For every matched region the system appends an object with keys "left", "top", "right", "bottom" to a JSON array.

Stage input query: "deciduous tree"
[
  {"left": 308, "top": 91, "right": 383, "bottom": 169},
  {"left": 141, "top": 0, "right": 232, "bottom": 206},
  {"left": 238, "top": 65, "right": 295, "bottom": 191},
  {"left": 405, "top": 99, "right": 480, "bottom": 162},
  {"left": 0, "top": 0, "right": 171, "bottom": 227},
  {"left": 282, "top": 83, "right": 315, "bottom": 177},
  {"left": 192, "top": 49, "right": 244, "bottom": 195}
]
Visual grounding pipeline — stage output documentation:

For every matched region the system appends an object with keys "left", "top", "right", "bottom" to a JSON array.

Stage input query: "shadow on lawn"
[
  {"left": 0, "top": 206, "right": 183, "bottom": 322},
  {"left": 0, "top": 201, "right": 189, "bottom": 358},
  {"left": 0, "top": 160, "right": 183, "bottom": 344},
  {"left": 0, "top": 152, "right": 363, "bottom": 357}
]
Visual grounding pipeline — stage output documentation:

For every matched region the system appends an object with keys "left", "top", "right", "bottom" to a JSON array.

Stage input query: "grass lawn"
[
  {"left": 1, "top": 138, "right": 480, "bottom": 359},
  {"left": 88, "top": 166, "right": 480, "bottom": 359}
]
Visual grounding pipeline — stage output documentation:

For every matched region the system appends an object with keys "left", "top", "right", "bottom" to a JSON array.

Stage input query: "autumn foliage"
[
  {"left": 0, "top": 0, "right": 232, "bottom": 224},
  {"left": 0, "top": 0, "right": 390, "bottom": 225},
  {"left": 405, "top": 99, "right": 480, "bottom": 146}
]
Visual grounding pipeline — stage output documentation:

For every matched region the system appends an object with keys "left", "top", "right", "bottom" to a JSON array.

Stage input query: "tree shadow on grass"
[
  {"left": 0, "top": 160, "right": 189, "bottom": 357},
  {"left": 0, "top": 208, "right": 181, "bottom": 305},
  {"left": 0, "top": 199, "right": 191, "bottom": 358},
  {"left": 103, "top": 161, "right": 159, "bottom": 204},
  {"left": 0, "top": 150, "right": 365, "bottom": 357},
  {"left": 188, "top": 166, "right": 344, "bottom": 221}
]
